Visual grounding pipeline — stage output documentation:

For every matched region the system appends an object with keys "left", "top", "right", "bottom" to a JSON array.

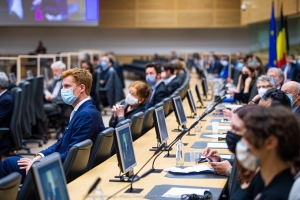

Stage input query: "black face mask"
[
  {"left": 241, "top": 74, "right": 249, "bottom": 81},
  {"left": 226, "top": 131, "right": 242, "bottom": 154}
]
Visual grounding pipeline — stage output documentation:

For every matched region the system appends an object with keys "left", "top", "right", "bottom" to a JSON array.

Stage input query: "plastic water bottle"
[
  {"left": 92, "top": 187, "right": 105, "bottom": 200},
  {"left": 176, "top": 139, "right": 184, "bottom": 166}
]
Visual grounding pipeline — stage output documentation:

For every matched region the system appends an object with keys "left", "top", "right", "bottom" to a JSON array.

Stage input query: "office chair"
[
  {"left": 86, "top": 127, "right": 114, "bottom": 171},
  {"left": 130, "top": 112, "right": 144, "bottom": 141},
  {"left": 162, "top": 97, "right": 171, "bottom": 117},
  {"left": 63, "top": 139, "right": 93, "bottom": 183},
  {"left": 0, "top": 172, "right": 22, "bottom": 200},
  {"left": 141, "top": 107, "right": 155, "bottom": 135}
]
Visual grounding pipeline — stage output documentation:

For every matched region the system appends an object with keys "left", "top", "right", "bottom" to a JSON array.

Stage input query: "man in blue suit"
[
  {"left": 1, "top": 68, "right": 105, "bottom": 182},
  {"left": 0, "top": 72, "right": 14, "bottom": 159},
  {"left": 282, "top": 55, "right": 300, "bottom": 83}
]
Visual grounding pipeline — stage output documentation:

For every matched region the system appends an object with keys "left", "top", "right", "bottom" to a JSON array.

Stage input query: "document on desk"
[
  {"left": 164, "top": 165, "right": 212, "bottom": 174},
  {"left": 218, "top": 126, "right": 231, "bottom": 130},
  {"left": 207, "top": 142, "right": 228, "bottom": 148},
  {"left": 224, "top": 104, "right": 243, "bottom": 109},
  {"left": 162, "top": 187, "right": 209, "bottom": 198},
  {"left": 203, "top": 134, "right": 226, "bottom": 139},
  {"left": 220, "top": 155, "right": 232, "bottom": 159}
]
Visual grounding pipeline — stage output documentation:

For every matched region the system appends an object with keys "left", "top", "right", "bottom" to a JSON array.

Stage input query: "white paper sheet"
[
  {"left": 203, "top": 134, "right": 226, "bottom": 139},
  {"left": 220, "top": 155, "right": 232, "bottom": 159},
  {"left": 224, "top": 105, "right": 243, "bottom": 109},
  {"left": 207, "top": 142, "right": 228, "bottom": 148},
  {"left": 218, "top": 126, "right": 231, "bottom": 130},
  {"left": 162, "top": 187, "right": 209, "bottom": 198},
  {"left": 164, "top": 165, "right": 211, "bottom": 173}
]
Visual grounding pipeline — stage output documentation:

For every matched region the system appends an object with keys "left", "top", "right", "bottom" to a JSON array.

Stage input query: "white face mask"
[
  {"left": 235, "top": 141, "right": 260, "bottom": 171},
  {"left": 220, "top": 60, "right": 228, "bottom": 66},
  {"left": 258, "top": 88, "right": 268, "bottom": 98},
  {"left": 125, "top": 94, "right": 138, "bottom": 105}
]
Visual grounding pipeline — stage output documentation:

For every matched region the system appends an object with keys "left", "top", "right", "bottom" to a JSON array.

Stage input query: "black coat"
[
  {"left": 109, "top": 101, "right": 146, "bottom": 128},
  {"left": 147, "top": 81, "right": 169, "bottom": 108},
  {"left": 166, "top": 76, "right": 180, "bottom": 94}
]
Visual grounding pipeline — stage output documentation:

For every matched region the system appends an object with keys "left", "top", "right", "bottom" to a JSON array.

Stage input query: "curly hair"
[{"left": 129, "top": 81, "right": 152, "bottom": 104}]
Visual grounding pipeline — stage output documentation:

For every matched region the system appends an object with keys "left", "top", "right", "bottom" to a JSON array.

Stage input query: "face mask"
[
  {"left": 236, "top": 63, "right": 244, "bottom": 70},
  {"left": 258, "top": 88, "right": 268, "bottom": 98},
  {"left": 125, "top": 94, "right": 138, "bottom": 105},
  {"left": 209, "top": 56, "right": 214, "bottom": 61},
  {"left": 241, "top": 74, "right": 249, "bottom": 81},
  {"left": 53, "top": 76, "right": 60, "bottom": 81},
  {"left": 236, "top": 141, "right": 260, "bottom": 171},
  {"left": 146, "top": 75, "right": 156, "bottom": 86},
  {"left": 61, "top": 87, "right": 80, "bottom": 105},
  {"left": 226, "top": 131, "right": 242, "bottom": 154},
  {"left": 287, "top": 93, "right": 295, "bottom": 107},
  {"left": 220, "top": 60, "right": 228, "bottom": 66},
  {"left": 100, "top": 61, "right": 109, "bottom": 71}
]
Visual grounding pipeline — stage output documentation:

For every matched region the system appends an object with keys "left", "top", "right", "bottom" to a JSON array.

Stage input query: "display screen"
[
  {"left": 156, "top": 108, "right": 169, "bottom": 144},
  {"left": 0, "top": 0, "right": 99, "bottom": 26}
]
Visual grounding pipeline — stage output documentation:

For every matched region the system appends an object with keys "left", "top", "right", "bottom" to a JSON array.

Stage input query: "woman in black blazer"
[{"left": 109, "top": 81, "right": 151, "bottom": 128}]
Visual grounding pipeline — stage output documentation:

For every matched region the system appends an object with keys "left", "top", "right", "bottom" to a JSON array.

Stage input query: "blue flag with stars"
[{"left": 268, "top": 1, "right": 277, "bottom": 68}]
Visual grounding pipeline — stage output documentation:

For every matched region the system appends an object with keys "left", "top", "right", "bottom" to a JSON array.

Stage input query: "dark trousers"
[{"left": 2, "top": 156, "right": 26, "bottom": 182}]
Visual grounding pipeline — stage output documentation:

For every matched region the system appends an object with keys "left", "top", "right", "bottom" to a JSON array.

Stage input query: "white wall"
[{"left": 0, "top": 27, "right": 249, "bottom": 55}]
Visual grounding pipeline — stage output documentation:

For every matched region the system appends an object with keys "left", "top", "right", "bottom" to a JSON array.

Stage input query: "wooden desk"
[{"left": 67, "top": 74, "right": 231, "bottom": 199}]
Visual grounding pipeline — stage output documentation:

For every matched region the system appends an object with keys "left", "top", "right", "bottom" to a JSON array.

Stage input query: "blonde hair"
[
  {"left": 61, "top": 68, "right": 92, "bottom": 95},
  {"left": 129, "top": 81, "right": 152, "bottom": 104}
]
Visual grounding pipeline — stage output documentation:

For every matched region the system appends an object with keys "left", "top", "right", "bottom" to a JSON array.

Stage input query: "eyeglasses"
[{"left": 257, "top": 85, "right": 271, "bottom": 89}]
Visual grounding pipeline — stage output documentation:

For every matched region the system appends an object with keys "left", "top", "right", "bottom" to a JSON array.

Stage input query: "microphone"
[{"left": 83, "top": 177, "right": 101, "bottom": 199}]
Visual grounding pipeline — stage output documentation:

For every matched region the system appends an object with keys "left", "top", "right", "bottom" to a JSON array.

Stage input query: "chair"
[
  {"left": 162, "top": 97, "right": 171, "bottom": 117},
  {"left": 0, "top": 172, "right": 22, "bottom": 200},
  {"left": 18, "top": 81, "right": 31, "bottom": 138},
  {"left": 233, "top": 68, "right": 241, "bottom": 86},
  {"left": 25, "top": 77, "right": 36, "bottom": 126},
  {"left": 130, "top": 112, "right": 144, "bottom": 141},
  {"left": 155, "top": 102, "right": 164, "bottom": 109},
  {"left": 63, "top": 139, "right": 93, "bottom": 183},
  {"left": 17, "top": 168, "right": 39, "bottom": 200},
  {"left": 248, "top": 83, "right": 258, "bottom": 104},
  {"left": 86, "top": 128, "right": 114, "bottom": 171},
  {"left": 141, "top": 107, "right": 155, "bottom": 135}
]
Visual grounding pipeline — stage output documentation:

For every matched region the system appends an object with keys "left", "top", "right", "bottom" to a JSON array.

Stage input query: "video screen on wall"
[{"left": 0, "top": 0, "right": 99, "bottom": 26}]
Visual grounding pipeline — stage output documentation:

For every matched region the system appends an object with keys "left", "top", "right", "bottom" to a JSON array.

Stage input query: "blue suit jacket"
[
  {"left": 40, "top": 100, "right": 105, "bottom": 162},
  {"left": 0, "top": 90, "right": 14, "bottom": 155},
  {"left": 282, "top": 64, "right": 300, "bottom": 82}
]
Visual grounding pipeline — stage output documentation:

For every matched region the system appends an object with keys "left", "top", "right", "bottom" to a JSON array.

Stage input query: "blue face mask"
[
  {"left": 61, "top": 87, "right": 80, "bottom": 105},
  {"left": 287, "top": 93, "right": 296, "bottom": 107},
  {"left": 146, "top": 75, "right": 156, "bottom": 86},
  {"left": 53, "top": 75, "right": 60, "bottom": 81},
  {"left": 297, "top": 60, "right": 300, "bottom": 65},
  {"left": 100, "top": 61, "right": 109, "bottom": 71},
  {"left": 236, "top": 63, "right": 244, "bottom": 70}
]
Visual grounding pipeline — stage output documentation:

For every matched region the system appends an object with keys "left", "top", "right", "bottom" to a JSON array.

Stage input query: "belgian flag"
[{"left": 276, "top": 3, "right": 287, "bottom": 68}]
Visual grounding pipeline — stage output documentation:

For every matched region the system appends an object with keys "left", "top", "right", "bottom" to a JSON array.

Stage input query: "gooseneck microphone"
[{"left": 83, "top": 177, "right": 101, "bottom": 200}]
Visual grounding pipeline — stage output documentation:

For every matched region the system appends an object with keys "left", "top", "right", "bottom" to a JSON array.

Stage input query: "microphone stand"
[{"left": 106, "top": 144, "right": 166, "bottom": 199}]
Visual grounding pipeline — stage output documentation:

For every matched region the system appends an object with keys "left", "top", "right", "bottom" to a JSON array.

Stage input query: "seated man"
[
  {"left": 258, "top": 88, "right": 291, "bottom": 108},
  {"left": 281, "top": 81, "right": 300, "bottom": 115},
  {"left": 162, "top": 63, "right": 180, "bottom": 94},
  {"left": 267, "top": 68, "right": 284, "bottom": 89},
  {"left": 0, "top": 72, "right": 14, "bottom": 159},
  {"left": 1, "top": 68, "right": 105, "bottom": 182},
  {"left": 145, "top": 63, "right": 169, "bottom": 109}
]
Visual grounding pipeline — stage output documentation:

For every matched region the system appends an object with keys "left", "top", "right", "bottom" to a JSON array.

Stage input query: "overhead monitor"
[
  {"left": 153, "top": 106, "right": 169, "bottom": 145},
  {"left": 186, "top": 89, "right": 197, "bottom": 116},
  {"left": 0, "top": 0, "right": 99, "bottom": 26},
  {"left": 172, "top": 96, "right": 187, "bottom": 127},
  {"left": 195, "top": 84, "right": 205, "bottom": 107},
  {"left": 114, "top": 123, "right": 137, "bottom": 175},
  {"left": 31, "top": 152, "right": 70, "bottom": 200}
]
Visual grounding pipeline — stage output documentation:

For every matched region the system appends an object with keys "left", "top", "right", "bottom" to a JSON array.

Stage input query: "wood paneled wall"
[
  {"left": 241, "top": 0, "right": 299, "bottom": 25},
  {"left": 99, "top": 0, "right": 241, "bottom": 28}
]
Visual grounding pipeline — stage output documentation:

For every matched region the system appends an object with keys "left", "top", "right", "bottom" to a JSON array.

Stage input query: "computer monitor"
[
  {"left": 201, "top": 77, "right": 209, "bottom": 100},
  {"left": 186, "top": 89, "right": 197, "bottom": 117},
  {"left": 114, "top": 123, "right": 138, "bottom": 181},
  {"left": 153, "top": 106, "right": 169, "bottom": 145},
  {"left": 172, "top": 96, "right": 187, "bottom": 130},
  {"left": 195, "top": 84, "right": 205, "bottom": 108},
  {"left": 31, "top": 152, "right": 70, "bottom": 200}
]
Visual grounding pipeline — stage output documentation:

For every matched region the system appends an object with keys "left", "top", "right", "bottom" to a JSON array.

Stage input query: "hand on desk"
[
  {"left": 209, "top": 160, "right": 231, "bottom": 176},
  {"left": 202, "top": 147, "right": 221, "bottom": 162}
]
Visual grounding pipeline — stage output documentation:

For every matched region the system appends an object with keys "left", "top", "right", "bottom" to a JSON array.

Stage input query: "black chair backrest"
[
  {"left": 141, "top": 107, "right": 155, "bottom": 135},
  {"left": 19, "top": 81, "right": 32, "bottom": 137},
  {"left": 0, "top": 172, "right": 22, "bottom": 200},
  {"left": 130, "top": 112, "right": 144, "bottom": 141},
  {"left": 63, "top": 139, "right": 93, "bottom": 183},
  {"left": 233, "top": 68, "right": 241, "bottom": 86},
  {"left": 162, "top": 97, "right": 171, "bottom": 117},
  {"left": 86, "top": 128, "right": 114, "bottom": 171},
  {"left": 26, "top": 77, "right": 36, "bottom": 126},
  {"left": 9, "top": 87, "right": 23, "bottom": 150},
  {"left": 34, "top": 75, "right": 45, "bottom": 120},
  {"left": 248, "top": 83, "right": 258, "bottom": 104},
  {"left": 17, "top": 166, "right": 39, "bottom": 200}
]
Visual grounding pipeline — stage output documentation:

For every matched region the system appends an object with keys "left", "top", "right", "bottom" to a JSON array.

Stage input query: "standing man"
[
  {"left": 2, "top": 68, "right": 105, "bottom": 182},
  {"left": 267, "top": 68, "right": 285, "bottom": 89},
  {"left": 281, "top": 55, "right": 300, "bottom": 83},
  {"left": 145, "top": 63, "right": 169, "bottom": 109}
]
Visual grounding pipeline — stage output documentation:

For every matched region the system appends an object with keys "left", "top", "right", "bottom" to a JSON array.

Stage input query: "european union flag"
[{"left": 268, "top": 1, "right": 277, "bottom": 68}]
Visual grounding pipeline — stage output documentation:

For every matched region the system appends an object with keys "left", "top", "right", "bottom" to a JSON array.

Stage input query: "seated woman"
[
  {"left": 109, "top": 81, "right": 151, "bottom": 128},
  {"left": 234, "top": 66, "right": 256, "bottom": 103},
  {"left": 241, "top": 106, "right": 300, "bottom": 200}
]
